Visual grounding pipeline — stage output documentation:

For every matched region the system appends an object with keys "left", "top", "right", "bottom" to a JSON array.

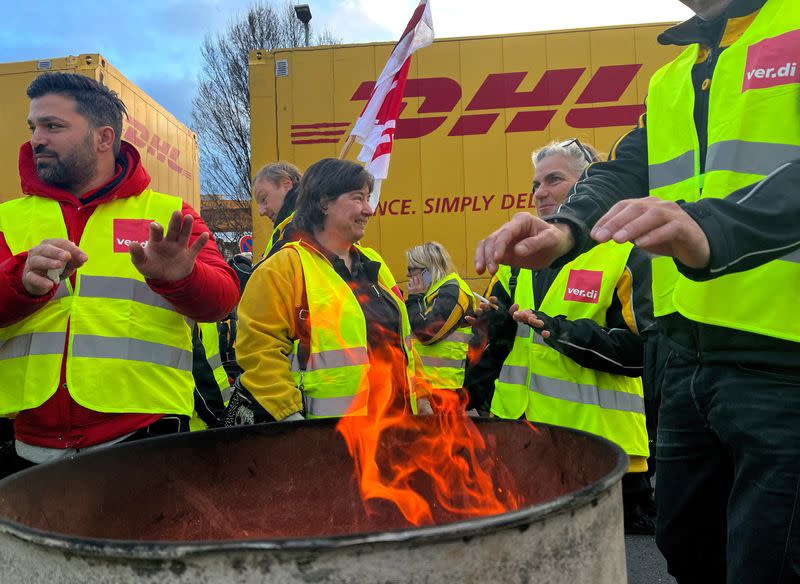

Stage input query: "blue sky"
[{"left": 1, "top": 1, "right": 692, "bottom": 127}]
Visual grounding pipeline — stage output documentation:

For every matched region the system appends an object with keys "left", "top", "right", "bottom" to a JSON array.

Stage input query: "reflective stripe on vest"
[
  {"left": 304, "top": 390, "right": 369, "bottom": 418},
  {"left": 290, "top": 347, "right": 370, "bottom": 372},
  {"left": 79, "top": 275, "right": 177, "bottom": 311},
  {"left": 0, "top": 332, "right": 65, "bottom": 360},
  {"left": 648, "top": 150, "right": 695, "bottom": 190},
  {"left": 528, "top": 374, "right": 645, "bottom": 415},
  {"left": 286, "top": 241, "right": 415, "bottom": 418},
  {"left": 646, "top": 0, "right": 800, "bottom": 341},
  {"left": 72, "top": 335, "right": 192, "bottom": 370},
  {"left": 650, "top": 141, "right": 800, "bottom": 191},
  {"left": 490, "top": 244, "right": 649, "bottom": 457},
  {"left": 411, "top": 273, "right": 475, "bottom": 391},
  {"left": 199, "top": 321, "right": 229, "bottom": 393},
  {"left": 0, "top": 192, "right": 195, "bottom": 415},
  {"left": 208, "top": 352, "right": 223, "bottom": 371}
]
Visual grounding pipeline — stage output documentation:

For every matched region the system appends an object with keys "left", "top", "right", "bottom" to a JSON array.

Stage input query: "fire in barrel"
[{"left": 0, "top": 408, "right": 628, "bottom": 583}]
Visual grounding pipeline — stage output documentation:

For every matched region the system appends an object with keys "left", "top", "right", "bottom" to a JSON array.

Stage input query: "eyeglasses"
[
  {"left": 406, "top": 267, "right": 426, "bottom": 277},
  {"left": 559, "top": 138, "right": 599, "bottom": 165}
]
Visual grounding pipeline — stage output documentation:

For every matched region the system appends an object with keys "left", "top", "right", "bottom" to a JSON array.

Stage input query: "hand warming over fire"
[
  {"left": 511, "top": 303, "right": 555, "bottom": 340},
  {"left": 590, "top": 197, "right": 710, "bottom": 269},
  {"left": 474, "top": 213, "right": 574, "bottom": 274},
  {"left": 464, "top": 295, "right": 500, "bottom": 326},
  {"left": 416, "top": 397, "right": 434, "bottom": 415}
]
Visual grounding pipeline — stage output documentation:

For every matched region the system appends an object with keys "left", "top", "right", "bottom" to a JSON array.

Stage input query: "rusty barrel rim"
[{"left": 0, "top": 419, "right": 628, "bottom": 560}]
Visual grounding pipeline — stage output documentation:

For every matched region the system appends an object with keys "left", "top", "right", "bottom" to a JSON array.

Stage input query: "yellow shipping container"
[
  {"left": 250, "top": 24, "right": 681, "bottom": 291},
  {"left": 0, "top": 54, "right": 200, "bottom": 210}
]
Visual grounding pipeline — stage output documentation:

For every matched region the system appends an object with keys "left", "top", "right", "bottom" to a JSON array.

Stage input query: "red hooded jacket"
[{"left": 0, "top": 142, "right": 240, "bottom": 449}]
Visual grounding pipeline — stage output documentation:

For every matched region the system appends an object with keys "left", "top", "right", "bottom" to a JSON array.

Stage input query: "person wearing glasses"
[
  {"left": 405, "top": 242, "right": 476, "bottom": 410},
  {"left": 469, "top": 139, "right": 656, "bottom": 534},
  {"left": 475, "top": 1, "right": 800, "bottom": 580}
]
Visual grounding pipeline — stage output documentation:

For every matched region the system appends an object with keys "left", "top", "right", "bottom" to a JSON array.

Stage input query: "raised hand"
[
  {"left": 591, "top": 197, "right": 710, "bottom": 269},
  {"left": 475, "top": 212, "right": 574, "bottom": 275},
  {"left": 23, "top": 239, "right": 88, "bottom": 296},
  {"left": 129, "top": 211, "right": 210, "bottom": 281}
]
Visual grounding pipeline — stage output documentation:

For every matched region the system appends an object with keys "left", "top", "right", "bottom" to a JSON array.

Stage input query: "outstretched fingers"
[
  {"left": 188, "top": 231, "right": 210, "bottom": 261},
  {"left": 176, "top": 213, "right": 195, "bottom": 247},
  {"left": 129, "top": 241, "right": 146, "bottom": 269}
]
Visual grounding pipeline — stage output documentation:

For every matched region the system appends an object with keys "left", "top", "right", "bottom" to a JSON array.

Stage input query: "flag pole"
[{"left": 338, "top": 135, "right": 355, "bottom": 160}]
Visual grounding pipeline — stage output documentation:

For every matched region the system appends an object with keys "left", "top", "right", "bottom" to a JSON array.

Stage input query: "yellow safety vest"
[
  {"left": 491, "top": 242, "right": 649, "bottom": 457},
  {"left": 199, "top": 321, "right": 229, "bottom": 391},
  {"left": 262, "top": 211, "right": 295, "bottom": 259},
  {"left": 412, "top": 273, "right": 475, "bottom": 390},
  {"left": 189, "top": 322, "right": 232, "bottom": 432},
  {"left": 646, "top": 0, "right": 800, "bottom": 341},
  {"left": 285, "top": 241, "right": 417, "bottom": 417},
  {"left": 0, "top": 192, "right": 194, "bottom": 415}
]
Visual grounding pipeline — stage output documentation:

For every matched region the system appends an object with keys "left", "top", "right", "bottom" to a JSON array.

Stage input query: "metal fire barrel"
[{"left": 0, "top": 419, "right": 628, "bottom": 583}]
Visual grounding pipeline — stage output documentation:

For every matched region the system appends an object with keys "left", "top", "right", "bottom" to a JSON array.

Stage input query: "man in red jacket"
[{"left": 0, "top": 73, "right": 240, "bottom": 477}]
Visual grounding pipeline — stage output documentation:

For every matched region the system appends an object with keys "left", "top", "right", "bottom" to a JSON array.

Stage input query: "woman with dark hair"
[{"left": 225, "top": 158, "right": 429, "bottom": 424}]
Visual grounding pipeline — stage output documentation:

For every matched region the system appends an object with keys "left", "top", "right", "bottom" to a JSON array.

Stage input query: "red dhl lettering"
[
  {"left": 344, "top": 65, "right": 644, "bottom": 140},
  {"left": 295, "top": 66, "right": 644, "bottom": 144},
  {"left": 123, "top": 117, "right": 192, "bottom": 180}
]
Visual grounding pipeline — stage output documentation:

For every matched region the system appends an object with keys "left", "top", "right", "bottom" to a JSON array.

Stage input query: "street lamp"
[{"left": 294, "top": 4, "right": 312, "bottom": 47}]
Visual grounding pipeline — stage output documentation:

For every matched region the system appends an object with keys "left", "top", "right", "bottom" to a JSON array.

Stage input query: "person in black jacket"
[
  {"left": 475, "top": 1, "right": 800, "bottom": 581},
  {"left": 467, "top": 139, "right": 657, "bottom": 535}
]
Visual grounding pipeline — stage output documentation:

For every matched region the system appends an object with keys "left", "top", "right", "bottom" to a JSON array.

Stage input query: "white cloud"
[
  {"left": 321, "top": 0, "right": 693, "bottom": 42},
  {"left": 319, "top": 1, "right": 397, "bottom": 43}
]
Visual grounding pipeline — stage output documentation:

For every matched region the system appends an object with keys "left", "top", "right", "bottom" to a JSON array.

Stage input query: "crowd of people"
[{"left": 2, "top": 0, "right": 799, "bottom": 580}]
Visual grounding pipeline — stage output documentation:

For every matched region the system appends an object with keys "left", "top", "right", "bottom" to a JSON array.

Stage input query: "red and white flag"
[{"left": 349, "top": 0, "right": 434, "bottom": 206}]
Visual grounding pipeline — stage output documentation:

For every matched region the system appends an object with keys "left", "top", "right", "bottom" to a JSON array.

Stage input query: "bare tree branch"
[{"left": 191, "top": 1, "right": 339, "bottom": 244}]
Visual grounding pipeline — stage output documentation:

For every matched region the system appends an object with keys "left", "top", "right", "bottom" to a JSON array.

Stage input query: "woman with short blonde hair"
[
  {"left": 405, "top": 242, "right": 476, "bottom": 407},
  {"left": 405, "top": 241, "right": 457, "bottom": 286}
]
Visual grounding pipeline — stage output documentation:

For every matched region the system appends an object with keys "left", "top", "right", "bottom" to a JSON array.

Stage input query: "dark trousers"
[
  {"left": 655, "top": 348, "right": 800, "bottom": 583},
  {"left": 0, "top": 415, "right": 188, "bottom": 482}
]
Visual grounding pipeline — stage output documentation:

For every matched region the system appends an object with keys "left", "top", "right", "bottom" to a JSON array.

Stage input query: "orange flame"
[{"left": 336, "top": 337, "right": 520, "bottom": 527}]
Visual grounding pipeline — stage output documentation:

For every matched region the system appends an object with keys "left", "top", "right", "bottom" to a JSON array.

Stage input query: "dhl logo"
[
  {"left": 123, "top": 117, "right": 193, "bottom": 180},
  {"left": 292, "top": 64, "right": 643, "bottom": 145}
]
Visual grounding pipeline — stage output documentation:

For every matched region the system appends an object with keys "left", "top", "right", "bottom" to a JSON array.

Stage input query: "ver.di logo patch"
[
  {"left": 564, "top": 269, "right": 603, "bottom": 304},
  {"left": 742, "top": 28, "right": 800, "bottom": 92},
  {"left": 113, "top": 219, "right": 152, "bottom": 253}
]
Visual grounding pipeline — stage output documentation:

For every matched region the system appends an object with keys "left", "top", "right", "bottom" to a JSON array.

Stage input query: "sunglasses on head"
[{"left": 559, "top": 138, "right": 598, "bottom": 165}]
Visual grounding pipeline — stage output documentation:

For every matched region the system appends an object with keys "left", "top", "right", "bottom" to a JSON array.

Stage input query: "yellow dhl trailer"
[
  {"left": 0, "top": 54, "right": 200, "bottom": 210},
  {"left": 250, "top": 23, "right": 681, "bottom": 290}
]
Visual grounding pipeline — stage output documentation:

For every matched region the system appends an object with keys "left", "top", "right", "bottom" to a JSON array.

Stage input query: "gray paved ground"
[{"left": 626, "top": 535, "right": 676, "bottom": 584}]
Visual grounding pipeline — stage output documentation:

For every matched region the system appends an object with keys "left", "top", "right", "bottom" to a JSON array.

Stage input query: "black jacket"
[
  {"left": 406, "top": 277, "right": 474, "bottom": 344},
  {"left": 549, "top": 0, "right": 800, "bottom": 365},
  {"left": 553, "top": 0, "right": 800, "bottom": 281},
  {"left": 465, "top": 246, "right": 655, "bottom": 411}
]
